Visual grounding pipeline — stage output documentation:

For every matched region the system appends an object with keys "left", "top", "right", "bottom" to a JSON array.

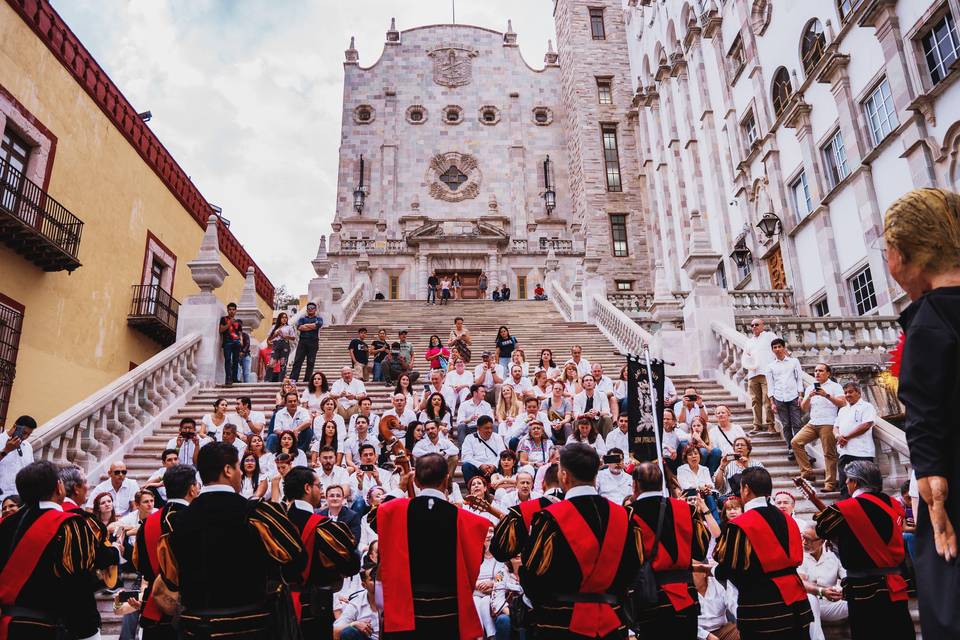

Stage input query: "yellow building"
[{"left": 0, "top": 0, "right": 274, "bottom": 426}]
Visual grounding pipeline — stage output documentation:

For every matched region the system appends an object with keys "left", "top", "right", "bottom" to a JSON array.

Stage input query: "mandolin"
[
  {"left": 464, "top": 494, "right": 505, "bottom": 520},
  {"left": 793, "top": 476, "right": 828, "bottom": 513},
  {"left": 378, "top": 415, "right": 416, "bottom": 498}
]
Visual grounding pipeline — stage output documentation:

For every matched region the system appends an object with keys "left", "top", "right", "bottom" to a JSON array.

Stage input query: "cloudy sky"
[{"left": 51, "top": 0, "right": 558, "bottom": 297}]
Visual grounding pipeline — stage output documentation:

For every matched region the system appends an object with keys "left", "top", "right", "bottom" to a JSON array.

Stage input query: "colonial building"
[
  {"left": 0, "top": 0, "right": 274, "bottom": 426},
  {"left": 311, "top": 5, "right": 653, "bottom": 314},
  {"left": 623, "top": 0, "right": 960, "bottom": 318}
]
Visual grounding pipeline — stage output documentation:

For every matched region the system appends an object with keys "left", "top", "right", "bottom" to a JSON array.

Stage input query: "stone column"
[
  {"left": 681, "top": 212, "right": 735, "bottom": 378},
  {"left": 235, "top": 267, "right": 265, "bottom": 382},
  {"left": 308, "top": 236, "right": 335, "bottom": 325},
  {"left": 417, "top": 253, "right": 428, "bottom": 301},
  {"left": 489, "top": 253, "right": 500, "bottom": 291},
  {"left": 177, "top": 215, "right": 229, "bottom": 386}
]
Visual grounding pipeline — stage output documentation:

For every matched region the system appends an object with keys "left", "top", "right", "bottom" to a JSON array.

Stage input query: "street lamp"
[
  {"left": 543, "top": 155, "right": 556, "bottom": 214},
  {"left": 756, "top": 211, "right": 782, "bottom": 239},
  {"left": 353, "top": 154, "right": 366, "bottom": 214},
  {"left": 730, "top": 236, "right": 752, "bottom": 268}
]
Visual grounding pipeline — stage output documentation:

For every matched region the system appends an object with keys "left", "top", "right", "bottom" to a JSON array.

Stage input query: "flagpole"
[{"left": 452, "top": 0, "right": 456, "bottom": 24}]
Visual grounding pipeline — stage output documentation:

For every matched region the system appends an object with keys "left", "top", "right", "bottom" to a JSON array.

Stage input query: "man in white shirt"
[
  {"left": 0, "top": 416, "right": 36, "bottom": 499},
  {"left": 445, "top": 358, "right": 475, "bottom": 408},
  {"left": 272, "top": 391, "right": 314, "bottom": 452},
  {"left": 334, "top": 565, "right": 379, "bottom": 639},
  {"left": 418, "top": 369, "right": 457, "bottom": 412},
  {"left": 502, "top": 365, "right": 534, "bottom": 401},
  {"left": 742, "top": 318, "right": 778, "bottom": 435},
  {"left": 316, "top": 445, "right": 352, "bottom": 502},
  {"left": 673, "top": 387, "right": 708, "bottom": 432},
  {"left": 564, "top": 345, "right": 592, "bottom": 377},
  {"left": 833, "top": 381, "right": 877, "bottom": 496},
  {"left": 596, "top": 448, "right": 632, "bottom": 505},
  {"left": 166, "top": 418, "right": 211, "bottom": 467},
  {"left": 231, "top": 396, "right": 266, "bottom": 440},
  {"left": 412, "top": 420, "right": 460, "bottom": 477},
  {"left": 573, "top": 374, "right": 614, "bottom": 437},
  {"left": 330, "top": 366, "right": 367, "bottom": 419},
  {"left": 605, "top": 414, "right": 630, "bottom": 455},
  {"left": 347, "top": 397, "right": 378, "bottom": 440},
  {"left": 473, "top": 351, "right": 504, "bottom": 406},
  {"left": 343, "top": 415, "right": 381, "bottom": 463},
  {"left": 221, "top": 424, "right": 248, "bottom": 456},
  {"left": 793, "top": 362, "right": 845, "bottom": 492},
  {"left": 693, "top": 571, "right": 738, "bottom": 640},
  {"left": 116, "top": 490, "right": 157, "bottom": 544},
  {"left": 799, "top": 525, "right": 847, "bottom": 640},
  {"left": 348, "top": 443, "right": 394, "bottom": 511},
  {"left": 382, "top": 393, "right": 418, "bottom": 434},
  {"left": 456, "top": 384, "right": 494, "bottom": 447},
  {"left": 504, "top": 397, "right": 551, "bottom": 445},
  {"left": 591, "top": 363, "right": 618, "bottom": 419},
  {"left": 764, "top": 338, "right": 805, "bottom": 460},
  {"left": 87, "top": 461, "right": 140, "bottom": 516},
  {"left": 142, "top": 448, "right": 180, "bottom": 501},
  {"left": 773, "top": 490, "right": 808, "bottom": 532},
  {"left": 460, "top": 415, "right": 505, "bottom": 485}
]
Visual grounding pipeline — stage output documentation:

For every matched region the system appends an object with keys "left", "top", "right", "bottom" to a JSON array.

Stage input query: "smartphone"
[
  {"left": 360, "top": 464, "right": 375, "bottom": 472},
  {"left": 424, "top": 384, "right": 431, "bottom": 392},
  {"left": 602, "top": 454, "right": 622, "bottom": 464},
  {"left": 813, "top": 382, "right": 821, "bottom": 391},
  {"left": 116, "top": 590, "right": 140, "bottom": 604},
  {"left": 10, "top": 424, "right": 25, "bottom": 441}
]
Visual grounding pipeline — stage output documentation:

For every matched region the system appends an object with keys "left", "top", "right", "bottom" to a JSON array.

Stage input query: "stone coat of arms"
[{"left": 428, "top": 45, "right": 479, "bottom": 87}]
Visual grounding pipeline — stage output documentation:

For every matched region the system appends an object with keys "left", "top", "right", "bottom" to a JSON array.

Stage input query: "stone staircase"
[{"left": 98, "top": 299, "right": 918, "bottom": 637}]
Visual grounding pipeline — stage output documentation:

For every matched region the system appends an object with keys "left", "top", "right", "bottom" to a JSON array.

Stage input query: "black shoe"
[{"left": 786, "top": 450, "right": 795, "bottom": 461}]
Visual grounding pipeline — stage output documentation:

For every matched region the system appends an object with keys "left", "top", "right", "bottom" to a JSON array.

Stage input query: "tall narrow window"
[
  {"left": 837, "top": 0, "right": 864, "bottom": 22},
  {"left": 822, "top": 130, "right": 849, "bottom": 189},
  {"left": 728, "top": 34, "right": 746, "bottom": 77},
  {"left": 800, "top": 19, "right": 826, "bottom": 74},
  {"left": 812, "top": 297, "right": 830, "bottom": 317},
  {"left": 610, "top": 214, "right": 629, "bottom": 257},
  {"left": 791, "top": 171, "right": 813, "bottom": 220},
  {"left": 863, "top": 78, "right": 898, "bottom": 146},
  {"left": 389, "top": 275, "right": 400, "bottom": 300},
  {"left": 0, "top": 130, "right": 31, "bottom": 214},
  {"left": 597, "top": 78, "right": 613, "bottom": 105},
  {"left": 921, "top": 13, "right": 960, "bottom": 85},
  {"left": 771, "top": 67, "right": 793, "bottom": 117},
  {"left": 0, "top": 295, "right": 24, "bottom": 428},
  {"left": 742, "top": 110, "right": 759, "bottom": 146},
  {"left": 517, "top": 276, "right": 527, "bottom": 300},
  {"left": 601, "top": 125, "right": 622, "bottom": 192},
  {"left": 849, "top": 266, "right": 878, "bottom": 315},
  {"left": 716, "top": 263, "right": 728, "bottom": 289},
  {"left": 589, "top": 8, "right": 606, "bottom": 40}
]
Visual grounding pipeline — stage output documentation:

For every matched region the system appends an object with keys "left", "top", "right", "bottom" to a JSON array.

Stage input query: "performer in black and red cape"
[
  {"left": 283, "top": 467, "right": 360, "bottom": 640},
  {"left": 133, "top": 464, "right": 198, "bottom": 640},
  {"left": 713, "top": 466, "right": 813, "bottom": 640},
  {"left": 519, "top": 443, "right": 642, "bottom": 640},
  {"left": 627, "top": 461, "right": 710, "bottom": 638},
  {"left": 370, "top": 452, "right": 491, "bottom": 640},
  {"left": 59, "top": 463, "right": 121, "bottom": 592},
  {"left": 814, "top": 460, "right": 914, "bottom": 639},
  {"left": 0, "top": 461, "right": 102, "bottom": 640},
  {"left": 490, "top": 463, "right": 562, "bottom": 561}
]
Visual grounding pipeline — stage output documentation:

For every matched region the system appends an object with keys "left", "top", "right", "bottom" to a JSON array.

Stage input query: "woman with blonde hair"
[
  {"left": 884, "top": 187, "right": 960, "bottom": 638},
  {"left": 495, "top": 384, "right": 523, "bottom": 437},
  {"left": 560, "top": 362, "right": 581, "bottom": 398}
]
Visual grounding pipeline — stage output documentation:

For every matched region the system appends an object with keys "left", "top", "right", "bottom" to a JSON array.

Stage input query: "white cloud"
[{"left": 51, "top": 0, "right": 557, "bottom": 295}]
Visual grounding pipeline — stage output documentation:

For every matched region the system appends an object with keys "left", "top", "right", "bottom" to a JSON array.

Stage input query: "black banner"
[{"left": 626, "top": 354, "right": 666, "bottom": 463}]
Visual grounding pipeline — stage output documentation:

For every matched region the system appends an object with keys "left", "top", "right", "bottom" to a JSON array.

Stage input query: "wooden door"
[
  {"left": 437, "top": 271, "right": 481, "bottom": 299},
  {"left": 767, "top": 246, "right": 787, "bottom": 290}
]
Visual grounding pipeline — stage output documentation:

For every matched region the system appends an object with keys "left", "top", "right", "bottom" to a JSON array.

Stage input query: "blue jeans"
[
  {"left": 904, "top": 531, "right": 916, "bottom": 560},
  {"left": 499, "top": 357, "right": 512, "bottom": 371},
  {"left": 240, "top": 354, "right": 251, "bottom": 382},
  {"left": 495, "top": 613, "right": 524, "bottom": 640},
  {"left": 339, "top": 626, "right": 370, "bottom": 640},
  {"left": 223, "top": 340, "right": 241, "bottom": 383},
  {"left": 372, "top": 360, "right": 384, "bottom": 382},
  {"left": 427, "top": 286, "right": 436, "bottom": 303},
  {"left": 704, "top": 493, "right": 721, "bottom": 523}
]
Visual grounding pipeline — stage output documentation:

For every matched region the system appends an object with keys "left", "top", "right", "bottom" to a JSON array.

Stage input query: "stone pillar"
[
  {"left": 489, "top": 253, "right": 500, "bottom": 291},
  {"left": 235, "top": 266, "right": 265, "bottom": 382},
  {"left": 417, "top": 253, "right": 428, "bottom": 301},
  {"left": 177, "top": 215, "right": 229, "bottom": 386},
  {"left": 681, "top": 212, "right": 735, "bottom": 378},
  {"left": 308, "top": 236, "right": 335, "bottom": 325}
]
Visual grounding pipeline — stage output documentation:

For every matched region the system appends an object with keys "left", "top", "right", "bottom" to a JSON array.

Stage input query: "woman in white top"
[
  {"left": 301, "top": 371, "right": 331, "bottom": 412},
  {"left": 495, "top": 385, "right": 523, "bottom": 436},
  {"left": 517, "top": 421, "right": 554, "bottom": 469},
  {"left": 273, "top": 430, "right": 308, "bottom": 468},
  {"left": 541, "top": 381, "right": 574, "bottom": 443},
  {"left": 566, "top": 419, "right": 607, "bottom": 456},
  {"left": 490, "top": 450, "right": 520, "bottom": 500},
  {"left": 612, "top": 365, "right": 630, "bottom": 416},
  {"left": 201, "top": 397, "right": 230, "bottom": 441},
  {"left": 531, "top": 370, "right": 551, "bottom": 401},
  {"left": 314, "top": 397, "right": 347, "bottom": 441},
  {"left": 560, "top": 363, "right": 581, "bottom": 398},
  {"left": 677, "top": 446, "right": 720, "bottom": 522},
  {"left": 418, "top": 392, "right": 453, "bottom": 432},
  {"left": 310, "top": 420, "right": 344, "bottom": 467},
  {"left": 239, "top": 452, "right": 267, "bottom": 499},
  {"left": 510, "top": 349, "right": 530, "bottom": 379},
  {"left": 393, "top": 374, "right": 417, "bottom": 410},
  {"left": 709, "top": 405, "right": 747, "bottom": 456},
  {"left": 474, "top": 528, "right": 506, "bottom": 640},
  {"left": 247, "top": 434, "right": 277, "bottom": 479},
  {"left": 713, "top": 436, "right": 764, "bottom": 493},
  {"left": 535, "top": 348, "right": 560, "bottom": 382},
  {"left": 464, "top": 475, "right": 501, "bottom": 525},
  {"left": 359, "top": 486, "right": 384, "bottom": 552}
]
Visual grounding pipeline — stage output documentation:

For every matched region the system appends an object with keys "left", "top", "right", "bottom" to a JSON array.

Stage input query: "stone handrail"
[
  {"left": 710, "top": 320, "right": 910, "bottom": 489},
  {"left": 607, "top": 291, "right": 654, "bottom": 316},
  {"left": 547, "top": 279, "right": 575, "bottom": 321},
  {"left": 337, "top": 239, "right": 408, "bottom": 254},
  {"left": 587, "top": 291, "right": 655, "bottom": 355},
  {"left": 737, "top": 316, "right": 900, "bottom": 364},
  {"left": 731, "top": 289, "right": 795, "bottom": 316},
  {"left": 30, "top": 334, "right": 202, "bottom": 481},
  {"left": 340, "top": 280, "right": 366, "bottom": 325}
]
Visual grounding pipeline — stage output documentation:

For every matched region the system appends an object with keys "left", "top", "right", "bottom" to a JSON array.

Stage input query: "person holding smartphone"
[
  {"left": 793, "top": 363, "right": 844, "bottom": 492},
  {"left": 0, "top": 415, "right": 36, "bottom": 499}
]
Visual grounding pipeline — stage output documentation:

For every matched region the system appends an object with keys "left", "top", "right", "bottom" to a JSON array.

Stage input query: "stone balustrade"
[
  {"left": 587, "top": 292, "right": 655, "bottom": 355},
  {"left": 511, "top": 238, "right": 581, "bottom": 254},
  {"left": 337, "top": 239, "right": 408, "bottom": 254},
  {"left": 30, "top": 334, "right": 202, "bottom": 480},
  {"left": 340, "top": 280, "right": 366, "bottom": 324},
  {"left": 730, "top": 289, "right": 795, "bottom": 316},
  {"left": 736, "top": 316, "right": 900, "bottom": 365},
  {"left": 607, "top": 291, "right": 654, "bottom": 316},
  {"left": 547, "top": 279, "right": 576, "bottom": 321},
  {"left": 710, "top": 320, "right": 910, "bottom": 490}
]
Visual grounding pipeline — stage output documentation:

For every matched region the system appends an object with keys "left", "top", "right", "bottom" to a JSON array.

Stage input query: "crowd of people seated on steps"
[{"left": 0, "top": 312, "right": 921, "bottom": 640}]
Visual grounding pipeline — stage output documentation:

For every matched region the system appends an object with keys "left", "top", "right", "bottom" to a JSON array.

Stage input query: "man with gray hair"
[
  {"left": 833, "top": 382, "right": 877, "bottom": 496},
  {"left": 814, "top": 460, "right": 913, "bottom": 639},
  {"left": 59, "top": 463, "right": 88, "bottom": 510}
]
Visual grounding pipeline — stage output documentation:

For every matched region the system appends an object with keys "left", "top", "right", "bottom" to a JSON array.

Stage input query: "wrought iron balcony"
[
  {"left": 0, "top": 157, "right": 84, "bottom": 272},
  {"left": 127, "top": 284, "right": 180, "bottom": 346}
]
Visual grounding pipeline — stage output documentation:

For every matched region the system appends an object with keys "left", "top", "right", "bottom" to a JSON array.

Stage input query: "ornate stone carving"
[
  {"left": 405, "top": 104, "right": 427, "bottom": 124},
  {"left": 426, "top": 152, "right": 482, "bottom": 202},
  {"left": 353, "top": 104, "right": 375, "bottom": 124},
  {"left": 427, "top": 45, "right": 479, "bottom": 88}
]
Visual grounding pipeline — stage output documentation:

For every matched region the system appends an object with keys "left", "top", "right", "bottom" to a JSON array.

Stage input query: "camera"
[
  {"left": 685, "top": 394, "right": 697, "bottom": 401},
  {"left": 725, "top": 453, "right": 738, "bottom": 462},
  {"left": 116, "top": 590, "right": 140, "bottom": 604},
  {"left": 602, "top": 454, "right": 623, "bottom": 465},
  {"left": 360, "top": 464, "right": 375, "bottom": 472}
]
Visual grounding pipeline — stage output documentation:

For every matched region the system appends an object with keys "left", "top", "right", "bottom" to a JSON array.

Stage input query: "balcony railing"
[
  {"left": 0, "top": 157, "right": 84, "bottom": 272},
  {"left": 127, "top": 285, "right": 180, "bottom": 346}
]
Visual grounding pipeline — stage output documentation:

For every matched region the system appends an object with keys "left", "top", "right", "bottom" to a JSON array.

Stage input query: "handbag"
[{"left": 631, "top": 497, "right": 667, "bottom": 607}]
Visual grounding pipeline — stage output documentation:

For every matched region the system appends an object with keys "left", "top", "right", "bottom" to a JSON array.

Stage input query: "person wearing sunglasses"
[
  {"left": 741, "top": 318, "right": 778, "bottom": 437},
  {"left": 86, "top": 461, "right": 140, "bottom": 517}
]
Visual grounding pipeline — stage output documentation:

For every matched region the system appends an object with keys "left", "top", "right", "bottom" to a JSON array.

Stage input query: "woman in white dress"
[
  {"left": 239, "top": 452, "right": 267, "bottom": 499},
  {"left": 301, "top": 371, "right": 331, "bottom": 412},
  {"left": 273, "top": 430, "right": 308, "bottom": 468},
  {"left": 566, "top": 419, "right": 607, "bottom": 456},
  {"left": 201, "top": 397, "right": 230, "bottom": 441},
  {"left": 474, "top": 528, "right": 506, "bottom": 640},
  {"left": 535, "top": 348, "right": 560, "bottom": 382},
  {"left": 247, "top": 434, "right": 277, "bottom": 480}
]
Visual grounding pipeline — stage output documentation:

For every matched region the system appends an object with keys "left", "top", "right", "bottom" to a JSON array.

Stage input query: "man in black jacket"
[
  {"left": 319, "top": 484, "right": 362, "bottom": 545},
  {"left": 284, "top": 467, "right": 360, "bottom": 640},
  {"left": 0, "top": 461, "right": 102, "bottom": 640},
  {"left": 164, "top": 443, "right": 306, "bottom": 639}
]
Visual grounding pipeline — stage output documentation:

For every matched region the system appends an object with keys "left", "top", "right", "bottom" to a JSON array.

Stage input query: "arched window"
[
  {"left": 800, "top": 19, "right": 826, "bottom": 74},
  {"left": 771, "top": 67, "right": 793, "bottom": 117}
]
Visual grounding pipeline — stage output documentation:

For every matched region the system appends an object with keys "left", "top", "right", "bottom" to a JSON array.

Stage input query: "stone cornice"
[
  {"left": 4, "top": 0, "right": 275, "bottom": 301},
  {"left": 815, "top": 48, "right": 850, "bottom": 85}
]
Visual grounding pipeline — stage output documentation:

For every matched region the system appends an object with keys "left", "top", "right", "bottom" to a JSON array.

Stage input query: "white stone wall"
[{"left": 622, "top": 0, "right": 960, "bottom": 317}]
